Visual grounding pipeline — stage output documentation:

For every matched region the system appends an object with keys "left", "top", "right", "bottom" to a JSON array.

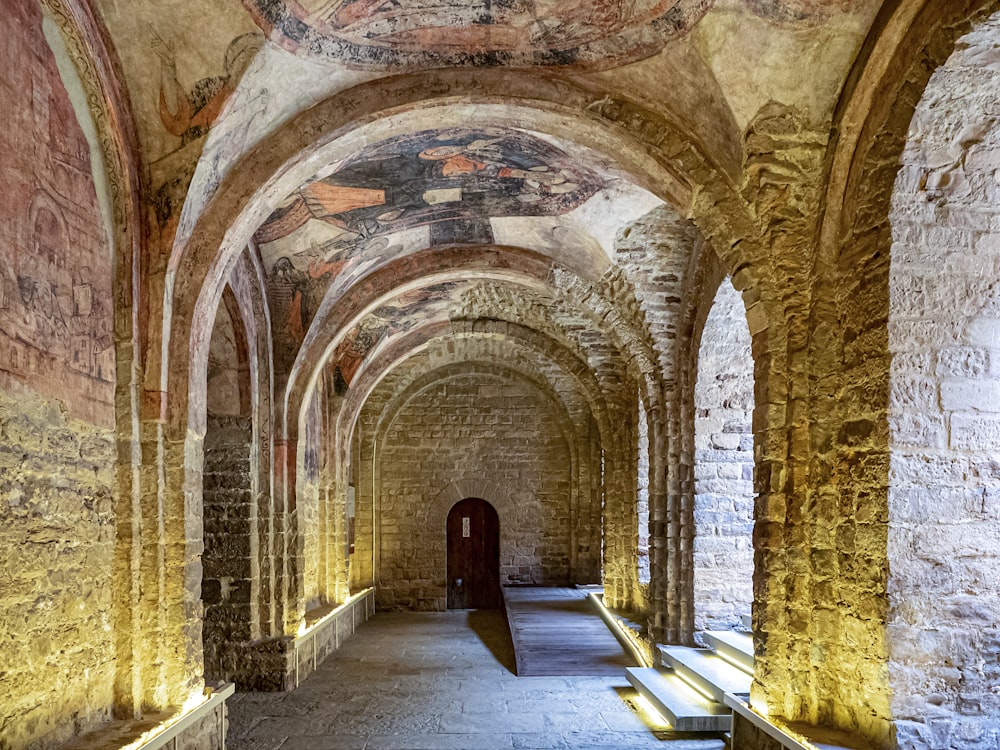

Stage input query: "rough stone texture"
[
  {"left": 364, "top": 367, "right": 578, "bottom": 610},
  {"left": 62, "top": 692, "right": 230, "bottom": 750},
  {"left": 0, "top": 390, "right": 115, "bottom": 750},
  {"left": 0, "top": 1, "right": 117, "bottom": 748},
  {"left": 228, "top": 610, "right": 726, "bottom": 750},
  {"left": 693, "top": 278, "right": 754, "bottom": 633},
  {"left": 24, "top": 0, "right": 1000, "bottom": 747},
  {"left": 0, "top": 389, "right": 117, "bottom": 749},
  {"left": 730, "top": 713, "right": 784, "bottom": 750},
  {"left": 202, "top": 293, "right": 259, "bottom": 686},
  {"left": 637, "top": 391, "right": 651, "bottom": 585},
  {"left": 887, "top": 13, "right": 1000, "bottom": 747},
  {"left": 203, "top": 414, "right": 256, "bottom": 681},
  {"left": 343, "top": 329, "right": 606, "bottom": 594}
]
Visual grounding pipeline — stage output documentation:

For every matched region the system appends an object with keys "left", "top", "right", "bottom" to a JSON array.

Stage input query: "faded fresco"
[
  {"left": 744, "top": 0, "right": 868, "bottom": 24},
  {"left": 329, "top": 281, "right": 469, "bottom": 393},
  {"left": 0, "top": 2, "right": 114, "bottom": 424},
  {"left": 245, "top": 0, "right": 712, "bottom": 68},
  {"left": 150, "top": 29, "right": 266, "bottom": 246},
  {"left": 257, "top": 128, "right": 605, "bottom": 360},
  {"left": 257, "top": 127, "right": 604, "bottom": 245}
]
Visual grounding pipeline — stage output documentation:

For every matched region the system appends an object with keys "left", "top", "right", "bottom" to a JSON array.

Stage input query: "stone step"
[
  {"left": 702, "top": 630, "right": 755, "bottom": 673},
  {"left": 741, "top": 613, "right": 752, "bottom": 629},
  {"left": 658, "top": 647, "right": 752, "bottom": 703},
  {"left": 626, "top": 667, "right": 731, "bottom": 732}
]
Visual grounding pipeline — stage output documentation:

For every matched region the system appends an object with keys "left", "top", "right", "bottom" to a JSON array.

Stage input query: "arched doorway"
[{"left": 447, "top": 498, "right": 500, "bottom": 609}]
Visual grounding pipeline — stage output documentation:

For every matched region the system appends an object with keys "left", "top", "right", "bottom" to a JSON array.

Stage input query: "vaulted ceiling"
[{"left": 87, "top": 0, "right": 885, "bottom": 428}]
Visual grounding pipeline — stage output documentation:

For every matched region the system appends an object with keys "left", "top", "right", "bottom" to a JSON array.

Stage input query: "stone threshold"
[{"left": 64, "top": 683, "right": 234, "bottom": 750}]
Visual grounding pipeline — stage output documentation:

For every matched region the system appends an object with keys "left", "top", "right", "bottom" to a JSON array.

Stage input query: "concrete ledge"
[
  {"left": 586, "top": 591, "right": 652, "bottom": 667},
  {"left": 65, "top": 684, "right": 234, "bottom": 750},
  {"left": 292, "top": 587, "right": 376, "bottom": 688},
  {"left": 725, "top": 694, "right": 874, "bottom": 750}
]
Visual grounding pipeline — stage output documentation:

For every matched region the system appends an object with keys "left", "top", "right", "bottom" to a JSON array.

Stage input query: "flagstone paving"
[{"left": 227, "top": 610, "right": 728, "bottom": 750}]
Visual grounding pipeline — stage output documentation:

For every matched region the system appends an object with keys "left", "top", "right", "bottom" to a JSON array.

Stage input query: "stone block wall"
[
  {"left": 371, "top": 369, "right": 575, "bottom": 610},
  {"left": 202, "top": 414, "right": 256, "bottom": 683},
  {"left": 693, "top": 278, "right": 754, "bottom": 633},
  {"left": 0, "top": 389, "right": 117, "bottom": 749},
  {"left": 887, "top": 12, "right": 1000, "bottom": 747}
]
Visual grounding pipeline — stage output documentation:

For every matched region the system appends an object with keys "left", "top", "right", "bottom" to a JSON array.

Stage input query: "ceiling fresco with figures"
[
  {"left": 241, "top": 0, "right": 873, "bottom": 70},
  {"left": 328, "top": 280, "right": 473, "bottom": 393},
  {"left": 254, "top": 126, "right": 663, "bottom": 364},
  {"left": 244, "top": 0, "right": 714, "bottom": 69},
  {"left": 78, "top": 0, "right": 884, "bottom": 399},
  {"left": 255, "top": 127, "right": 607, "bottom": 247}
]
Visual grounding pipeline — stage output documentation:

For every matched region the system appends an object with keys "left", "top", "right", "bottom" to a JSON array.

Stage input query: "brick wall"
[{"left": 203, "top": 294, "right": 258, "bottom": 685}]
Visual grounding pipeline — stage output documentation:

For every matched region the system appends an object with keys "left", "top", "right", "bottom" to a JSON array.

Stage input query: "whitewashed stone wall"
[
  {"left": 637, "top": 392, "right": 651, "bottom": 584},
  {"left": 889, "top": 13, "right": 1000, "bottom": 748},
  {"left": 693, "top": 278, "right": 754, "bottom": 633}
]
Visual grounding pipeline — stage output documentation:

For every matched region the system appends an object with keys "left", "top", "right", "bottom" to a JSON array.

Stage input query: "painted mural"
[
  {"left": 153, "top": 31, "right": 264, "bottom": 147},
  {"left": 244, "top": 0, "right": 712, "bottom": 69},
  {"left": 745, "top": 0, "right": 868, "bottom": 23},
  {"left": 257, "top": 128, "right": 604, "bottom": 246},
  {"left": 149, "top": 29, "right": 265, "bottom": 250},
  {"left": 0, "top": 3, "right": 114, "bottom": 424},
  {"left": 330, "top": 282, "right": 467, "bottom": 394},
  {"left": 257, "top": 127, "right": 606, "bottom": 362}
]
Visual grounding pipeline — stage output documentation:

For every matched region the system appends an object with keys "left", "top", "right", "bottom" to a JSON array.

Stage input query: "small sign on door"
[{"left": 462, "top": 517, "right": 470, "bottom": 537}]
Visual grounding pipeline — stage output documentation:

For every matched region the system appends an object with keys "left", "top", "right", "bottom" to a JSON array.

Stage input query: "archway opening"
[
  {"left": 885, "top": 12, "right": 1000, "bottom": 743},
  {"left": 637, "top": 390, "right": 650, "bottom": 585},
  {"left": 447, "top": 498, "right": 500, "bottom": 610},
  {"left": 693, "top": 277, "right": 754, "bottom": 633}
]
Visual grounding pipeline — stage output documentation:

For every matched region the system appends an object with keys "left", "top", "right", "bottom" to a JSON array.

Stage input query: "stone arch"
[
  {"left": 787, "top": 1, "right": 1000, "bottom": 745},
  {"left": 364, "top": 363, "right": 578, "bottom": 609},
  {"left": 227, "top": 245, "right": 279, "bottom": 639},
  {"left": 156, "top": 73, "right": 779, "bottom": 683},
  {"left": 885, "top": 11, "right": 1000, "bottom": 746},
  {"left": 692, "top": 276, "right": 754, "bottom": 635},
  {"left": 321, "top": 320, "right": 611, "bottom": 600},
  {"left": 430, "top": 479, "right": 521, "bottom": 535}
]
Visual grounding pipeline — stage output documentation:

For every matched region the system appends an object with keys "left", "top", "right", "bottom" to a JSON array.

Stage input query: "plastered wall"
[{"left": 0, "top": 1, "right": 117, "bottom": 746}]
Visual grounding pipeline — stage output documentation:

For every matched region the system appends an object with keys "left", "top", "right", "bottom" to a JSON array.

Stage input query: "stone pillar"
[{"left": 275, "top": 437, "right": 304, "bottom": 635}]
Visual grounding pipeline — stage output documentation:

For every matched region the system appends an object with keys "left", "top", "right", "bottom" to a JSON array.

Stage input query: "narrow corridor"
[{"left": 226, "top": 611, "right": 727, "bottom": 750}]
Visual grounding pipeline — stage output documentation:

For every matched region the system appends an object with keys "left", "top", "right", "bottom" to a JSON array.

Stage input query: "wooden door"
[{"left": 447, "top": 498, "right": 500, "bottom": 609}]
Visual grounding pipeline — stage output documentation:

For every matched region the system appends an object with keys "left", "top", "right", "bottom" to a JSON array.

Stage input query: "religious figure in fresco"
[
  {"left": 244, "top": 0, "right": 709, "bottom": 68},
  {"left": 330, "top": 282, "right": 458, "bottom": 393},
  {"left": 270, "top": 252, "right": 349, "bottom": 344},
  {"left": 152, "top": 31, "right": 264, "bottom": 146},
  {"left": 254, "top": 128, "right": 603, "bottom": 247}
]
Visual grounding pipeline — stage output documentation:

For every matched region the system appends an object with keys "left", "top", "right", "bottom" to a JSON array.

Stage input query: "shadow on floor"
[{"left": 466, "top": 608, "right": 517, "bottom": 674}]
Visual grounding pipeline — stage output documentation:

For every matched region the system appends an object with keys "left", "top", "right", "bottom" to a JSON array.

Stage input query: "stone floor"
[{"left": 227, "top": 610, "right": 727, "bottom": 750}]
